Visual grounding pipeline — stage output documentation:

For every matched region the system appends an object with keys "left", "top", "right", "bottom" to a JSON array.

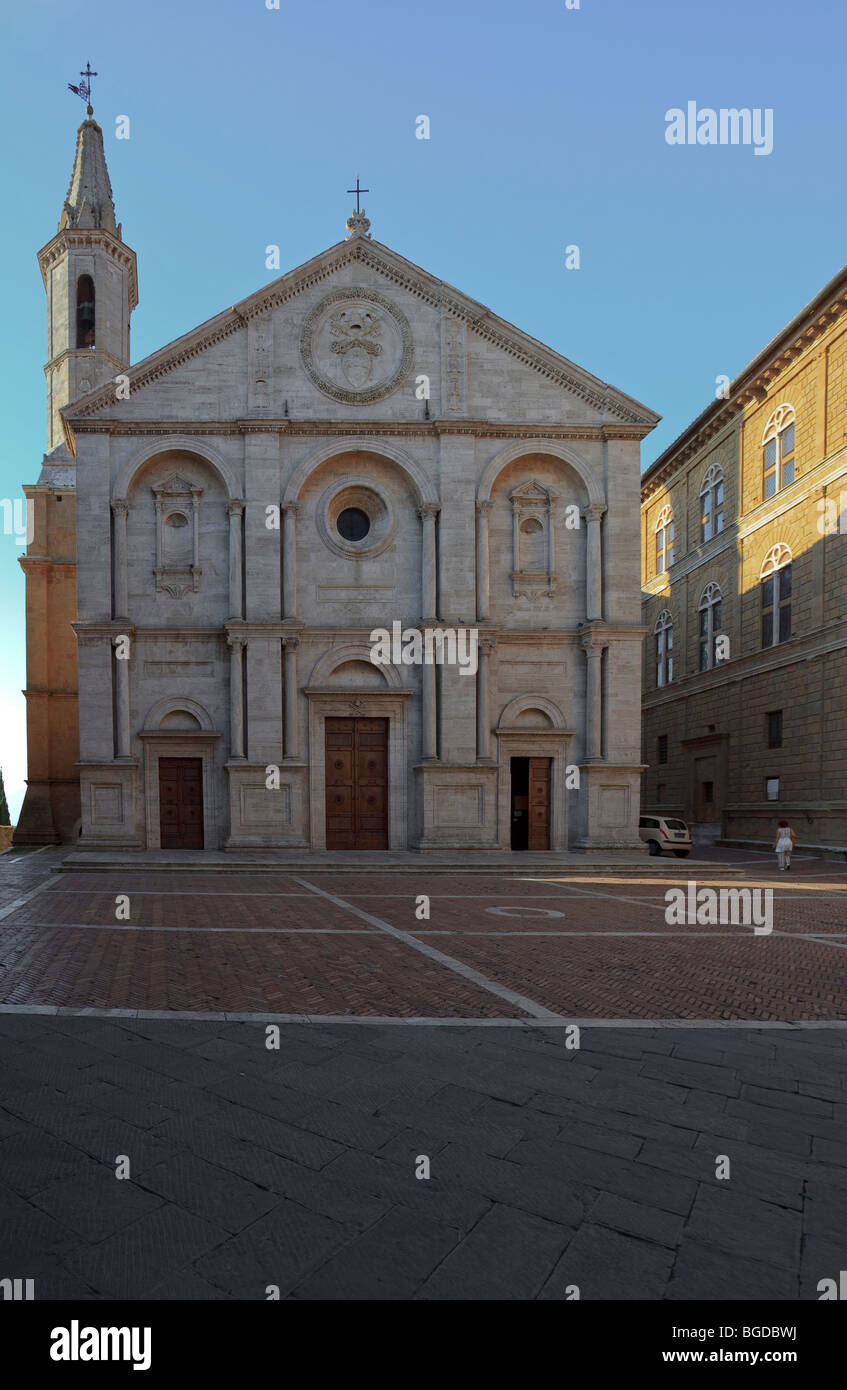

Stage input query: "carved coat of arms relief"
[{"left": 301, "top": 288, "right": 413, "bottom": 405}]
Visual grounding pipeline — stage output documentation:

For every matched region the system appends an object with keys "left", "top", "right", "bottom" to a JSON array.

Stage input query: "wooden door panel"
[
  {"left": 527, "top": 758, "right": 551, "bottom": 851},
  {"left": 159, "top": 758, "right": 204, "bottom": 849},
  {"left": 325, "top": 718, "right": 388, "bottom": 850}
]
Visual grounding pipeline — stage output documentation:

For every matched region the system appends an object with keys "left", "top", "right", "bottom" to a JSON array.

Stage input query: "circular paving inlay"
[{"left": 484, "top": 905, "right": 565, "bottom": 919}]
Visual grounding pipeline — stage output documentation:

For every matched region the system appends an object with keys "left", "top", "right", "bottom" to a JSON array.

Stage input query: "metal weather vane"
[{"left": 68, "top": 61, "right": 97, "bottom": 115}]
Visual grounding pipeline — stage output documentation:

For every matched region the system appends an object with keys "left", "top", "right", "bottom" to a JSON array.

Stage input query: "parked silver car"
[{"left": 639, "top": 814, "right": 692, "bottom": 857}]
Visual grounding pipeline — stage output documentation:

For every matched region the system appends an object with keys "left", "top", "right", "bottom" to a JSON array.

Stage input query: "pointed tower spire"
[
  {"left": 59, "top": 117, "right": 120, "bottom": 237},
  {"left": 38, "top": 113, "right": 137, "bottom": 451}
]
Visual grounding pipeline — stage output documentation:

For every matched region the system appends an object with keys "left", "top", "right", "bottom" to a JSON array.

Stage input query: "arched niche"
[
  {"left": 307, "top": 643, "right": 403, "bottom": 690},
  {"left": 283, "top": 439, "right": 438, "bottom": 508},
  {"left": 113, "top": 436, "right": 239, "bottom": 502},
  {"left": 477, "top": 440, "right": 605, "bottom": 509},
  {"left": 497, "top": 694, "right": 567, "bottom": 730},
  {"left": 143, "top": 696, "right": 215, "bottom": 732}
]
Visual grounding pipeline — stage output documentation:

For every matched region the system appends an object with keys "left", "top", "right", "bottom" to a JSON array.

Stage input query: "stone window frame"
[
  {"left": 762, "top": 403, "right": 796, "bottom": 500},
  {"left": 654, "top": 608, "right": 674, "bottom": 687},
  {"left": 655, "top": 503, "right": 675, "bottom": 575},
  {"left": 697, "top": 581, "right": 724, "bottom": 671},
  {"left": 315, "top": 476, "right": 397, "bottom": 561},
  {"left": 700, "top": 464, "right": 725, "bottom": 542},
  {"left": 509, "top": 481, "right": 557, "bottom": 598},
  {"left": 152, "top": 473, "right": 203, "bottom": 596}
]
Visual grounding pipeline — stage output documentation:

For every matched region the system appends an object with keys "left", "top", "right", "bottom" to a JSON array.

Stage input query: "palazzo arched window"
[
  {"left": 762, "top": 405, "right": 795, "bottom": 499},
  {"left": 698, "top": 582, "right": 723, "bottom": 671},
  {"left": 760, "top": 543, "right": 792, "bottom": 648},
  {"left": 655, "top": 504, "right": 675, "bottom": 575},
  {"left": 654, "top": 609, "right": 674, "bottom": 687},
  {"left": 700, "top": 464, "right": 725, "bottom": 542}
]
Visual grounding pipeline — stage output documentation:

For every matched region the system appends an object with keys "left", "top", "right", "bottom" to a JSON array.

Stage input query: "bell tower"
[
  {"left": 38, "top": 109, "right": 137, "bottom": 450},
  {"left": 14, "top": 86, "right": 138, "bottom": 846}
]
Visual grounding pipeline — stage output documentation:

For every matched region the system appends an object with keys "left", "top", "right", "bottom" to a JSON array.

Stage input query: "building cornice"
[
  {"left": 65, "top": 417, "right": 649, "bottom": 442},
  {"left": 642, "top": 263, "right": 847, "bottom": 499}
]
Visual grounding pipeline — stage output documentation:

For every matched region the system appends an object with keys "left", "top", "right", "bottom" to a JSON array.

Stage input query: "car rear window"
[
  {"left": 663, "top": 819, "right": 688, "bottom": 831},
  {"left": 640, "top": 818, "right": 659, "bottom": 829}
]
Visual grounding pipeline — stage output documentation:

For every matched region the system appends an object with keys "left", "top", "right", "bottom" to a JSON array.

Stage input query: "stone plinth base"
[
  {"left": 224, "top": 761, "right": 309, "bottom": 849},
  {"left": 414, "top": 763, "right": 499, "bottom": 850}
]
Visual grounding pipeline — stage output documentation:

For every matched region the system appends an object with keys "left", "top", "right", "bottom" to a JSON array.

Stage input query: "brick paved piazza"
[{"left": 1, "top": 847, "right": 846, "bottom": 1299}]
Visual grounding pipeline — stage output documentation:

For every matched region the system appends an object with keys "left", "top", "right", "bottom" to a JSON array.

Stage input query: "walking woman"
[{"left": 774, "top": 819, "right": 796, "bottom": 872}]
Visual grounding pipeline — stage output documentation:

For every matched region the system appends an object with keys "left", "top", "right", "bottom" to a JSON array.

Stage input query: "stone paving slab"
[{"left": 0, "top": 1017, "right": 846, "bottom": 1298}]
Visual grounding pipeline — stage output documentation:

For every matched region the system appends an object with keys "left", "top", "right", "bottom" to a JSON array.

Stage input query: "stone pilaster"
[
  {"left": 283, "top": 635, "right": 300, "bottom": 761},
  {"left": 227, "top": 499, "right": 245, "bottom": 620},
  {"left": 228, "top": 632, "right": 246, "bottom": 760}
]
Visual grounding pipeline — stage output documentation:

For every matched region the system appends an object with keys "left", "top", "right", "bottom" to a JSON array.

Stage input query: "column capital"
[
  {"left": 475, "top": 499, "right": 492, "bottom": 515},
  {"left": 479, "top": 636, "right": 497, "bottom": 656},
  {"left": 282, "top": 634, "right": 300, "bottom": 651},
  {"left": 579, "top": 626, "right": 608, "bottom": 655},
  {"left": 584, "top": 502, "right": 608, "bottom": 522},
  {"left": 417, "top": 503, "right": 441, "bottom": 520},
  {"left": 282, "top": 500, "right": 300, "bottom": 516},
  {"left": 227, "top": 633, "right": 247, "bottom": 652},
  {"left": 110, "top": 497, "right": 129, "bottom": 517},
  {"left": 226, "top": 498, "right": 246, "bottom": 517}
]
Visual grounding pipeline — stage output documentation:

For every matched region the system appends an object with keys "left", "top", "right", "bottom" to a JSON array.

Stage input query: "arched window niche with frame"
[
  {"left": 509, "top": 480, "right": 556, "bottom": 598},
  {"left": 152, "top": 474, "right": 203, "bottom": 597}
]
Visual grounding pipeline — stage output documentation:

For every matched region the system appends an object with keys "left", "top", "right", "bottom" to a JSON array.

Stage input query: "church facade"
[{"left": 16, "top": 116, "right": 658, "bottom": 854}]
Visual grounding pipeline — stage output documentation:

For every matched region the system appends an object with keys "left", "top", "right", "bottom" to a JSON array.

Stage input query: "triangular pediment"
[
  {"left": 152, "top": 473, "right": 199, "bottom": 495},
  {"left": 510, "top": 481, "right": 553, "bottom": 502},
  {"left": 62, "top": 234, "right": 659, "bottom": 433}
]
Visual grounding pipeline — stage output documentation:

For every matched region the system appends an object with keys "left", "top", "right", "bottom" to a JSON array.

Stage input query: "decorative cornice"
[{"left": 67, "top": 417, "right": 649, "bottom": 442}]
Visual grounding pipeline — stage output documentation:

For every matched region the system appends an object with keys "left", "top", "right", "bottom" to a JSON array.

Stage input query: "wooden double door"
[
  {"left": 325, "top": 718, "right": 389, "bottom": 850},
  {"left": 158, "top": 757, "right": 204, "bottom": 849}
]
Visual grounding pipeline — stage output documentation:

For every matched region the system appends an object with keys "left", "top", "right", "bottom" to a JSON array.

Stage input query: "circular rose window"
[
  {"left": 336, "top": 507, "right": 370, "bottom": 542},
  {"left": 317, "top": 479, "right": 395, "bottom": 559}
]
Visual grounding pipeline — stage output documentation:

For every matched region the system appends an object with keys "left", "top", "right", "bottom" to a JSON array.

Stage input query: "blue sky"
[{"left": 1, "top": 0, "right": 844, "bottom": 820}]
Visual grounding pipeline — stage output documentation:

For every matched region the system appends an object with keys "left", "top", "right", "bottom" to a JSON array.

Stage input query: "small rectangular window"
[
  {"left": 767, "top": 711, "right": 783, "bottom": 748},
  {"left": 657, "top": 735, "right": 668, "bottom": 764},
  {"left": 766, "top": 777, "right": 780, "bottom": 801}
]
